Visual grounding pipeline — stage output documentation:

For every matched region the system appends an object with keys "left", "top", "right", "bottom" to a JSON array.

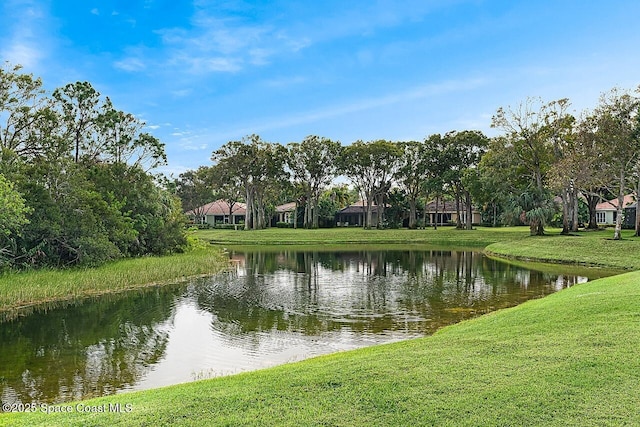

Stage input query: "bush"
[{"left": 275, "top": 222, "right": 293, "bottom": 228}]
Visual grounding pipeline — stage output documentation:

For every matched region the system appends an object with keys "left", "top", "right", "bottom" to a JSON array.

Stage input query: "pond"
[{"left": 0, "top": 247, "right": 614, "bottom": 405}]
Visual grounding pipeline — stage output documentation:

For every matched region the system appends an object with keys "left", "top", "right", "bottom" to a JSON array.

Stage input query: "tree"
[
  {"left": 175, "top": 167, "right": 215, "bottom": 223},
  {"left": 212, "top": 135, "right": 287, "bottom": 230},
  {"left": 0, "top": 63, "right": 49, "bottom": 160},
  {"left": 490, "top": 98, "right": 566, "bottom": 235},
  {"left": 340, "top": 140, "right": 401, "bottom": 229},
  {"left": 395, "top": 140, "right": 429, "bottom": 229},
  {"left": 287, "top": 136, "right": 341, "bottom": 228},
  {"left": 586, "top": 88, "right": 640, "bottom": 240},
  {"left": 441, "top": 130, "right": 489, "bottom": 230},
  {"left": 52, "top": 81, "right": 102, "bottom": 163}
]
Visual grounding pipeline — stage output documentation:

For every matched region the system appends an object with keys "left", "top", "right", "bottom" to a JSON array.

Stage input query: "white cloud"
[
  {"left": 90, "top": 8, "right": 99, "bottom": 15},
  {"left": 114, "top": 57, "right": 147, "bottom": 72},
  {"left": 0, "top": 2, "right": 49, "bottom": 70}
]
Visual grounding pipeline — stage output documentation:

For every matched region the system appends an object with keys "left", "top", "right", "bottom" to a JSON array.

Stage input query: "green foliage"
[
  {"left": 0, "top": 64, "right": 186, "bottom": 270},
  {"left": 0, "top": 174, "right": 30, "bottom": 238}
]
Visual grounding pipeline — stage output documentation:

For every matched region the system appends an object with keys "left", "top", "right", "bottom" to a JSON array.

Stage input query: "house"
[
  {"left": 335, "top": 200, "right": 380, "bottom": 227},
  {"left": 272, "top": 202, "right": 297, "bottom": 226},
  {"left": 423, "top": 199, "right": 482, "bottom": 226},
  {"left": 594, "top": 194, "right": 636, "bottom": 225},
  {"left": 185, "top": 200, "right": 246, "bottom": 226}
]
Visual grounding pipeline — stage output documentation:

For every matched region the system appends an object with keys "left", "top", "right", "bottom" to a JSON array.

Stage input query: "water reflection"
[{"left": 0, "top": 248, "right": 601, "bottom": 405}]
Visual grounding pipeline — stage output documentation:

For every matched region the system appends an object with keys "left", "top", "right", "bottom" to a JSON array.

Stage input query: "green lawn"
[
  {"left": 3, "top": 269, "right": 639, "bottom": 426},
  {"left": 197, "top": 226, "right": 528, "bottom": 246}
]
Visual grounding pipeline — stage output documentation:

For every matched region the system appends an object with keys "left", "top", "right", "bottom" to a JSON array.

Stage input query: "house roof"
[
  {"left": 275, "top": 202, "right": 297, "bottom": 213},
  {"left": 595, "top": 194, "right": 636, "bottom": 211},
  {"left": 185, "top": 200, "right": 247, "bottom": 216},
  {"left": 338, "top": 200, "right": 379, "bottom": 214}
]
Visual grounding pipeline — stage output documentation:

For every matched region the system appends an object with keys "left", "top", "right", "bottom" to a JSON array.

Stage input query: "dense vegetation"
[
  {"left": 1, "top": 64, "right": 186, "bottom": 270},
  {"left": 177, "top": 89, "right": 640, "bottom": 238}
]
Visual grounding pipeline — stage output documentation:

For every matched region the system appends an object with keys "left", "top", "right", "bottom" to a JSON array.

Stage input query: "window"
[{"left": 596, "top": 212, "right": 606, "bottom": 224}]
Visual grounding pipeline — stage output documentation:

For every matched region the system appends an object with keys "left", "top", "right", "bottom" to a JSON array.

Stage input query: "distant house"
[
  {"left": 272, "top": 202, "right": 297, "bottom": 226},
  {"left": 185, "top": 200, "right": 246, "bottom": 226},
  {"left": 594, "top": 194, "right": 636, "bottom": 225},
  {"left": 335, "top": 200, "right": 380, "bottom": 227},
  {"left": 423, "top": 199, "right": 481, "bottom": 226}
]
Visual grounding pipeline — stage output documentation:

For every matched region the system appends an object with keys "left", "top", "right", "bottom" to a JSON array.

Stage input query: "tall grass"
[{"left": 0, "top": 248, "right": 228, "bottom": 314}]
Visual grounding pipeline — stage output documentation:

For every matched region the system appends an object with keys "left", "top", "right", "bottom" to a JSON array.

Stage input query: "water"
[{"left": 0, "top": 247, "right": 610, "bottom": 405}]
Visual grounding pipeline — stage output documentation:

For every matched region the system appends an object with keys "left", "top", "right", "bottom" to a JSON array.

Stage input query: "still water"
[{"left": 0, "top": 248, "right": 609, "bottom": 405}]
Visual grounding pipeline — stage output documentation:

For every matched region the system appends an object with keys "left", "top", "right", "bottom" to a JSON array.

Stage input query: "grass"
[
  {"left": 198, "top": 226, "right": 528, "bottom": 246},
  {"left": 201, "top": 226, "right": 640, "bottom": 270},
  {"left": 2, "top": 269, "right": 639, "bottom": 426},
  {"left": 2, "top": 225, "right": 640, "bottom": 425},
  {"left": 485, "top": 228, "right": 640, "bottom": 270},
  {"left": 0, "top": 248, "right": 228, "bottom": 316}
]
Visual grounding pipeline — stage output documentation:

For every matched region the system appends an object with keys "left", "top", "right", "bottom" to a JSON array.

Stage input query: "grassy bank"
[
  {"left": 0, "top": 248, "right": 228, "bottom": 315},
  {"left": 485, "top": 228, "right": 640, "bottom": 270},
  {"left": 199, "top": 226, "right": 640, "bottom": 270},
  {"left": 3, "top": 269, "right": 639, "bottom": 426},
  {"left": 196, "top": 226, "right": 528, "bottom": 246}
]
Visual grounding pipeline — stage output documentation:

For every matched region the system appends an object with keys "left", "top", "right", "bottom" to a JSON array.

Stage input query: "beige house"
[{"left": 273, "top": 202, "right": 297, "bottom": 225}]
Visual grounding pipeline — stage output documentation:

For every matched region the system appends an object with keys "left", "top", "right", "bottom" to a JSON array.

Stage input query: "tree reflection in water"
[
  {"left": 0, "top": 286, "right": 182, "bottom": 405},
  {"left": 0, "top": 248, "right": 599, "bottom": 405}
]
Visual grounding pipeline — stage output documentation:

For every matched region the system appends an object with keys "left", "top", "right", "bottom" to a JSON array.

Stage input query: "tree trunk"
[
  {"left": 613, "top": 169, "right": 625, "bottom": 240},
  {"left": 293, "top": 201, "right": 298, "bottom": 229},
  {"left": 376, "top": 193, "right": 385, "bottom": 229},
  {"left": 585, "top": 193, "right": 599, "bottom": 229},
  {"left": 433, "top": 196, "right": 439, "bottom": 230},
  {"left": 312, "top": 195, "right": 319, "bottom": 229},
  {"left": 561, "top": 189, "right": 570, "bottom": 235},
  {"left": 636, "top": 175, "right": 640, "bottom": 237},
  {"left": 465, "top": 190, "right": 473, "bottom": 230},
  {"left": 408, "top": 197, "right": 417, "bottom": 229},
  {"left": 454, "top": 191, "right": 462, "bottom": 229},
  {"left": 571, "top": 187, "right": 579, "bottom": 232},
  {"left": 493, "top": 202, "right": 497, "bottom": 227},
  {"left": 365, "top": 194, "right": 373, "bottom": 229},
  {"left": 244, "top": 187, "right": 253, "bottom": 231}
]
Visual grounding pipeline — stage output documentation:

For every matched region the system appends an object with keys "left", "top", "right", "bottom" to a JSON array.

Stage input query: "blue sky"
[{"left": 2, "top": 0, "right": 640, "bottom": 176}]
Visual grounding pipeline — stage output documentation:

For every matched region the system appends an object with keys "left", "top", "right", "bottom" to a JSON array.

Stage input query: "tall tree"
[
  {"left": 212, "top": 135, "right": 287, "bottom": 230},
  {"left": 395, "top": 140, "right": 429, "bottom": 229},
  {"left": 0, "top": 63, "right": 49, "bottom": 159},
  {"left": 175, "top": 167, "right": 214, "bottom": 223},
  {"left": 441, "top": 130, "right": 489, "bottom": 230},
  {"left": 340, "top": 140, "right": 401, "bottom": 229},
  {"left": 287, "top": 135, "right": 341, "bottom": 228},
  {"left": 52, "top": 81, "right": 102, "bottom": 163},
  {"left": 491, "top": 98, "right": 566, "bottom": 235},
  {"left": 586, "top": 88, "right": 640, "bottom": 239}
]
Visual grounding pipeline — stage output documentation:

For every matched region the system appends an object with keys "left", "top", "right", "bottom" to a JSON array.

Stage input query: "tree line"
[
  {"left": 0, "top": 63, "right": 186, "bottom": 270},
  {"left": 177, "top": 88, "right": 640, "bottom": 239}
]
